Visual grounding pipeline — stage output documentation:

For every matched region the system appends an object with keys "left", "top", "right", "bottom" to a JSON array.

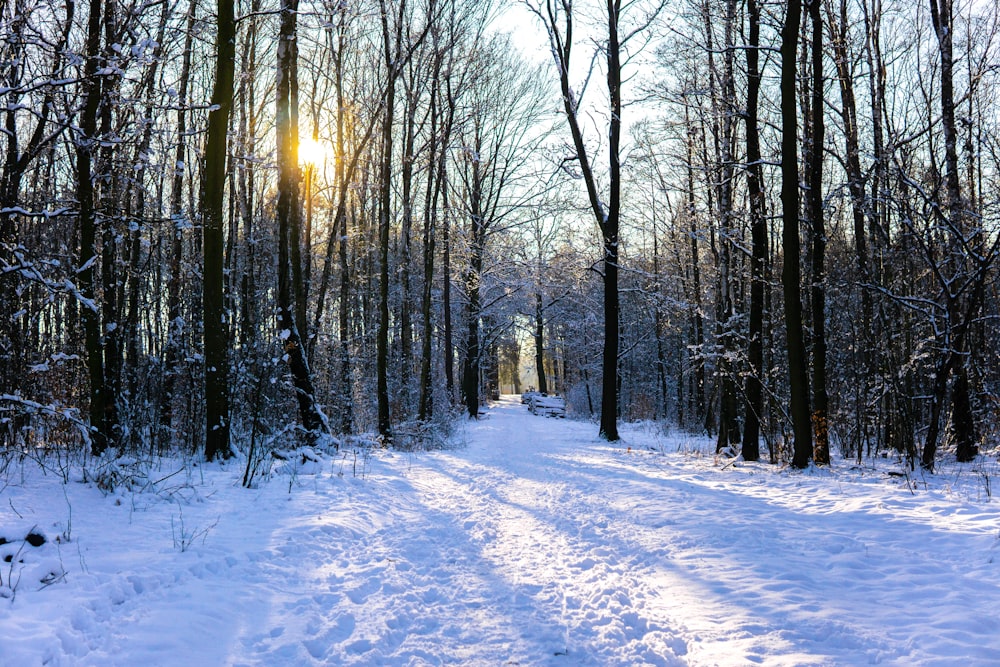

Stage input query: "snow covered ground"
[{"left": 2, "top": 395, "right": 1000, "bottom": 666}]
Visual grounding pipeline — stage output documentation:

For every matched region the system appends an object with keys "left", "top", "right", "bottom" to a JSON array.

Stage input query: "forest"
[{"left": 1, "top": 0, "right": 999, "bottom": 473}]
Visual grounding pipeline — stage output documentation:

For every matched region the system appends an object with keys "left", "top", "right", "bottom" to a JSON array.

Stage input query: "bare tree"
[
  {"left": 275, "top": 0, "right": 329, "bottom": 442},
  {"left": 77, "top": 0, "right": 113, "bottom": 455},
  {"left": 202, "top": 0, "right": 236, "bottom": 460},
  {"left": 781, "top": 0, "right": 812, "bottom": 468},
  {"left": 741, "top": 0, "right": 766, "bottom": 462},
  {"left": 806, "top": 0, "right": 829, "bottom": 464},
  {"left": 529, "top": 0, "right": 664, "bottom": 441}
]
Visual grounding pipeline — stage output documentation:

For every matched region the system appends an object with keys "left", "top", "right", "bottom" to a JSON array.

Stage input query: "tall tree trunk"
[
  {"left": 461, "top": 252, "right": 482, "bottom": 418},
  {"left": 536, "top": 0, "right": 629, "bottom": 441},
  {"left": 781, "top": 0, "right": 812, "bottom": 468},
  {"left": 237, "top": 0, "right": 261, "bottom": 349},
  {"left": 418, "top": 43, "right": 448, "bottom": 422},
  {"left": 442, "top": 164, "right": 455, "bottom": 401},
  {"left": 98, "top": 0, "right": 122, "bottom": 455},
  {"left": 808, "top": 0, "right": 829, "bottom": 465},
  {"left": 600, "top": 0, "right": 622, "bottom": 442},
  {"left": 652, "top": 228, "right": 669, "bottom": 420},
  {"left": 78, "top": 0, "right": 110, "bottom": 455},
  {"left": 126, "top": 1, "right": 170, "bottom": 448},
  {"left": 286, "top": 9, "right": 307, "bottom": 348},
  {"left": 202, "top": 0, "right": 236, "bottom": 460},
  {"left": 741, "top": 0, "right": 765, "bottom": 462},
  {"left": 399, "top": 73, "right": 418, "bottom": 411},
  {"left": 711, "top": 0, "right": 741, "bottom": 453},
  {"left": 276, "top": 0, "right": 328, "bottom": 440},
  {"left": 462, "top": 142, "right": 484, "bottom": 419},
  {"left": 376, "top": 0, "right": 401, "bottom": 441},
  {"left": 923, "top": 0, "right": 977, "bottom": 468},
  {"left": 683, "top": 99, "right": 706, "bottom": 430},
  {"left": 337, "top": 203, "right": 354, "bottom": 434},
  {"left": 416, "top": 190, "right": 437, "bottom": 421}
]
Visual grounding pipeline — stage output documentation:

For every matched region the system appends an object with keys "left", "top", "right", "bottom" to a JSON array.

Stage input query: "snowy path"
[
  {"left": 226, "top": 396, "right": 1000, "bottom": 665},
  {"left": 3, "top": 395, "right": 1000, "bottom": 665}
]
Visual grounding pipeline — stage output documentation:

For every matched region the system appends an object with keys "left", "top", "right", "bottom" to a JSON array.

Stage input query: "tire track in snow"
[
  {"left": 414, "top": 399, "right": 898, "bottom": 666},
  {"left": 407, "top": 462, "right": 688, "bottom": 666},
  {"left": 402, "top": 406, "right": 689, "bottom": 666},
  {"left": 231, "top": 472, "right": 572, "bottom": 665}
]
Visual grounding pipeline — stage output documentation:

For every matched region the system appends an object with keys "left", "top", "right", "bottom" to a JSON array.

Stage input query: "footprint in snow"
[{"left": 346, "top": 578, "right": 382, "bottom": 604}]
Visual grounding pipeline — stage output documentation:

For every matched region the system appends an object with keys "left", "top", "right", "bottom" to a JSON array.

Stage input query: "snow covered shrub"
[
  {"left": 0, "top": 396, "right": 91, "bottom": 482},
  {"left": 271, "top": 446, "right": 324, "bottom": 476},
  {"left": 84, "top": 455, "right": 150, "bottom": 494},
  {"left": 0, "top": 526, "right": 65, "bottom": 599},
  {"left": 393, "top": 418, "right": 454, "bottom": 451}
]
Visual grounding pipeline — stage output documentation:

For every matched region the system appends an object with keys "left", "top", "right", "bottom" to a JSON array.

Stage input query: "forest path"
[
  {"left": 228, "top": 397, "right": 691, "bottom": 665},
  {"left": 225, "top": 396, "right": 1000, "bottom": 666},
  {"left": 6, "top": 397, "right": 1000, "bottom": 666}
]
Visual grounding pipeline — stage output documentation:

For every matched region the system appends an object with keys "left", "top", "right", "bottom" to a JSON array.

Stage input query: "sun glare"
[{"left": 299, "top": 136, "right": 329, "bottom": 166}]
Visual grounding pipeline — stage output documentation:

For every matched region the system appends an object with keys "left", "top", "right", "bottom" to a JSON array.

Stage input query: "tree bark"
[
  {"left": 202, "top": 0, "right": 236, "bottom": 460},
  {"left": 276, "top": 0, "right": 328, "bottom": 441},
  {"left": 535, "top": 0, "right": 625, "bottom": 440},
  {"left": 418, "top": 46, "right": 444, "bottom": 423},
  {"left": 161, "top": 0, "right": 199, "bottom": 450},
  {"left": 534, "top": 292, "right": 547, "bottom": 395},
  {"left": 710, "top": 0, "right": 741, "bottom": 453},
  {"left": 600, "top": 0, "right": 622, "bottom": 442},
  {"left": 78, "top": 0, "right": 110, "bottom": 455},
  {"left": 376, "top": 0, "right": 401, "bottom": 442},
  {"left": 808, "top": 0, "right": 829, "bottom": 465},
  {"left": 781, "top": 0, "right": 812, "bottom": 468},
  {"left": 742, "top": 0, "right": 766, "bottom": 462},
  {"left": 922, "top": 0, "right": 979, "bottom": 468}
]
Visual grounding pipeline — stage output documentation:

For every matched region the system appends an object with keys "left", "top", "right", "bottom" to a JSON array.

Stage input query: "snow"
[{"left": 2, "top": 395, "right": 999, "bottom": 666}]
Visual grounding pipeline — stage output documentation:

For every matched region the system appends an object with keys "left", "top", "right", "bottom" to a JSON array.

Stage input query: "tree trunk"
[
  {"left": 399, "top": 73, "right": 418, "bottom": 411},
  {"left": 442, "top": 168, "right": 455, "bottom": 401},
  {"left": 652, "top": 226, "right": 669, "bottom": 420},
  {"left": 376, "top": 0, "right": 400, "bottom": 442},
  {"left": 418, "top": 47, "right": 443, "bottom": 423},
  {"left": 741, "top": 0, "right": 765, "bottom": 462},
  {"left": 922, "top": 0, "right": 978, "bottom": 469},
  {"left": 599, "top": 0, "right": 621, "bottom": 442},
  {"left": 161, "top": 0, "right": 198, "bottom": 449},
  {"left": 276, "top": 0, "right": 328, "bottom": 441},
  {"left": 78, "top": 0, "right": 110, "bottom": 455},
  {"left": 97, "top": 0, "right": 122, "bottom": 455},
  {"left": 781, "top": 0, "right": 812, "bottom": 468},
  {"left": 808, "top": 0, "right": 829, "bottom": 465},
  {"left": 683, "top": 100, "right": 706, "bottom": 430},
  {"left": 534, "top": 292, "right": 547, "bottom": 395},
  {"left": 462, "top": 143, "right": 484, "bottom": 419},
  {"left": 536, "top": 0, "right": 628, "bottom": 440},
  {"left": 710, "top": 0, "right": 741, "bottom": 453},
  {"left": 202, "top": 0, "right": 236, "bottom": 460}
]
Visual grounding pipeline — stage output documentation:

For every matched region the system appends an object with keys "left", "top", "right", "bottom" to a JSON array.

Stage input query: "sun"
[{"left": 299, "top": 136, "right": 330, "bottom": 166}]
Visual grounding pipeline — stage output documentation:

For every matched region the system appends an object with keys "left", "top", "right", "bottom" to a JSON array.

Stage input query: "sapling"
[
  {"left": 61, "top": 483, "right": 72, "bottom": 543},
  {"left": 170, "top": 502, "right": 219, "bottom": 552}
]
